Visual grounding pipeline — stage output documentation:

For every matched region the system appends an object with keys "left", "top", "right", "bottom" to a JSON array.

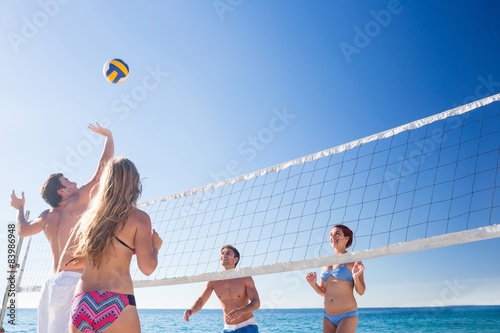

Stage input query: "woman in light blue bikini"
[{"left": 306, "top": 224, "right": 365, "bottom": 333}]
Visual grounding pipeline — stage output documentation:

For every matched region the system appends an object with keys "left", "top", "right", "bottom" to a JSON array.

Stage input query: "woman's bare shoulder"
[{"left": 127, "top": 208, "right": 151, "bottom": 224}]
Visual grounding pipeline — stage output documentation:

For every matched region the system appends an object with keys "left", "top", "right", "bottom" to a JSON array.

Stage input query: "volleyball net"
[{"left": 16, "top": 93, "right": 500, "bottom": 292}]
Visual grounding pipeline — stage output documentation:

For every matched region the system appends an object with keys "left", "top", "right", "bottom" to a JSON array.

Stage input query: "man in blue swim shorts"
[{"left": 184, "top": 245, "right": 261, "bottom": 333}]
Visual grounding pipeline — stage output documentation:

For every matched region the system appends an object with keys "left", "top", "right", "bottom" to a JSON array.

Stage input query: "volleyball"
[{"left": 103, "top": 58, "right": 129, "bottom": 84}]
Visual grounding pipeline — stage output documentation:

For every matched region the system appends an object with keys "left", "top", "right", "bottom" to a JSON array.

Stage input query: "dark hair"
[
  {"left": 41, "top": 173, "right": 64, "bottom": 207},
  {"left": 221, "top": 244, "right": 240, "bottom": 267},
  {"left": 332, "top": 224, "right": 354, "bottom": 248}
]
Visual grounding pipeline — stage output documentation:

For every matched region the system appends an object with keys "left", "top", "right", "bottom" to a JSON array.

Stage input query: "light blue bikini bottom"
[{"left": 324, "top": 309, "right": 358, "bottom": 326}]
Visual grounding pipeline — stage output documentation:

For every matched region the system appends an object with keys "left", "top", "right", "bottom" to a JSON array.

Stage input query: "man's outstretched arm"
[
  {"left": 183, "top": 282, "right": 214, "bottom": 322},
  {"left": 78, "top": 122, "right": 114, "bottom": 196},
  {"left": 10, "top": 190, "right": 46, "bottom": 237}
]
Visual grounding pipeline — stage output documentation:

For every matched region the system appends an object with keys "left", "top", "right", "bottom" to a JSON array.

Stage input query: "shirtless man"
[
  {"left": 10, "top": 123, "right": 113, "bottom": 333},
  {"left": 183, "top": 245, "right": 260, "bottom": 333}
]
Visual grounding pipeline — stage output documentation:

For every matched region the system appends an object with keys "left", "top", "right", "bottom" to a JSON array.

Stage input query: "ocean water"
[{"left": 2, "top": 306, "right": 500, "bottom": 332}]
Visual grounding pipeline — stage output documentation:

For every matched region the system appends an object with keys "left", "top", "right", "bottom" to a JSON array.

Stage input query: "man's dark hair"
[
  {"left": 221, "top": 244, "right": 241, "bottom": 267},
  {"left": 41, "top": 173, "right": 64, "bottom": 207}
]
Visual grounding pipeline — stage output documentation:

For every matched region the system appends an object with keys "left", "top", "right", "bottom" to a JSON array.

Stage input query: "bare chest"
[{"left": 213, "top": 281, "right": 247, "bottom": 301}]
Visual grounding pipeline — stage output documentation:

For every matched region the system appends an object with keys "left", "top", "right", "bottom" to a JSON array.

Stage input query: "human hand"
[
  {"left": 225, "top": 308, "right": 244, "bottom": 323},
  {"left": 352, "top": 261, "right": 365, "bottom": 278},
  {"left": 152, "top": 229, "right": 163, "bottom": 251},
  {"left": 10, "top": 190, "right": 25, "bottom": 210},
  {"left": 183, "top": 309, "right": 192, "bottom": 322},
  {"left": 88, "top": 122, "right": 112, "bottom": 138},
  {"left": 305, "top": 271, "right": 317, "bottom": 284}
]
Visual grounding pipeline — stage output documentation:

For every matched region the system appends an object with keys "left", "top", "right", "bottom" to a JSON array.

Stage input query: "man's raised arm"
[
  {"left": 10, "top": 190, "right": 45, "bottom": 237},
  {"left": 78, "top": 122, "right": 114, "bottom": 196}
]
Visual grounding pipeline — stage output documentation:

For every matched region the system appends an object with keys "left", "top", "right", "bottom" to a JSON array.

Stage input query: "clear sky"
[{"left": 1, "top": 1, "right": 500, "bottom": 312}]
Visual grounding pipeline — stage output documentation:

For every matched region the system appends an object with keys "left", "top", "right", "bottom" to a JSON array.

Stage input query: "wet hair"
[
  {"left": 72, "top": 157, "right": 142, "bottom": 268},
  {"left": 221, "top": 244, "right": 240, "bottom": 267},
  {"left": 40, "top": 173, "right": 64, "bottom": 207},
  {"left": 332, "top": 224, "right": 354, "bottom": 248}
]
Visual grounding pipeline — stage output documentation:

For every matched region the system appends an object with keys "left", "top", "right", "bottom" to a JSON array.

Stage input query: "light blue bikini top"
[{"left": 321, "top": 265, "right": 354, "bottom": 282}]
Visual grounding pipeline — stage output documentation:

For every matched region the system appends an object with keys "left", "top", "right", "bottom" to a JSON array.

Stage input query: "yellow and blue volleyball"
[{"left": 103, "top": 58, "right": 129, "bottom": 84}]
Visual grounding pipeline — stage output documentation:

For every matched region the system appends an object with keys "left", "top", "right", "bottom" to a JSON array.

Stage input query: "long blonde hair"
[{"left": 72, "top": 157, "right": 142, "bottom": 268}]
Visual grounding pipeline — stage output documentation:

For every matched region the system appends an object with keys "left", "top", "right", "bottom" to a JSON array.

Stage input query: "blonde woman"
[
  {"left": 306, "top": 224, "right": 365, "bottom": 333},
  {"left": 66, "top": 157, "right": 163, "bottom": 333}
]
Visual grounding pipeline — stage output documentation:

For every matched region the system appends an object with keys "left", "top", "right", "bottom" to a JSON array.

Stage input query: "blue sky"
[{"left": 1, "top": 1, "right": 500, "bottom": 312}]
